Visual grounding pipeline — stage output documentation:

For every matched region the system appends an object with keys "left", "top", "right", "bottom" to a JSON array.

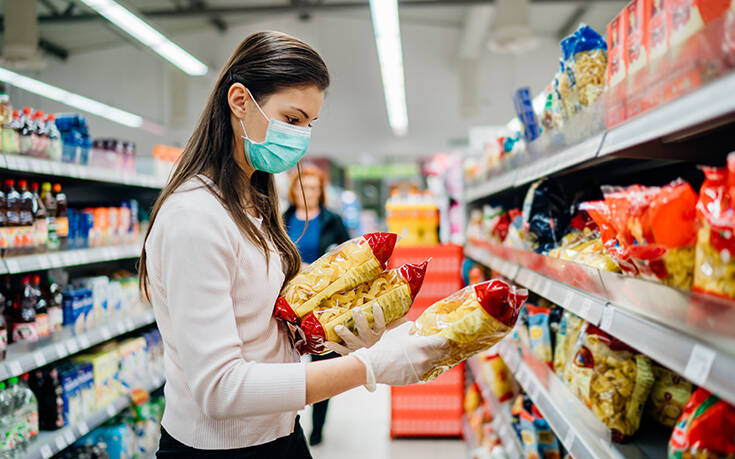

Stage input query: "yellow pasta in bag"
[
  {"left": 274, "top": 233, "right": 397, "bottom": 323},
  {"left": 299, "top": 261, "right": 428, "bottom": 354},
  {"left": 412, "top": 279, "right": 528, "bottom": 381}
]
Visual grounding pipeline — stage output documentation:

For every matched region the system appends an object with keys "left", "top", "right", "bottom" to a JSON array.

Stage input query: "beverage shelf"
[
  {"left": 465, "top": 240, "right": 735, "bottom": 407},
  {"left": 3, "top": 243, "right": 142, "bottom": 275},
  {"left": 0, "top": 309, "right": 156, "bottom": 381},
  {"left": 24, "top": 373, "right": 165, "bottom": 459},
  {"left": 1, "top": 154, "right": 163, "bottom": 189}
]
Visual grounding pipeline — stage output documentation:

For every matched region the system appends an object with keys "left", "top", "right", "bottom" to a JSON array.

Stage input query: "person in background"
[{"left": 283, "top": 165, "right": 350, "bottom": 446}]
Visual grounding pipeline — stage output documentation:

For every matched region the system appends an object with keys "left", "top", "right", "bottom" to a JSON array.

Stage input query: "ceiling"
[{"left": 2, "top": 0, "right": 628, "bottom": 59}]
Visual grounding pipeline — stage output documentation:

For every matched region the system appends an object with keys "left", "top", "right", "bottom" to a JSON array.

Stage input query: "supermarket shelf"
[
  {"left": 1, "top": 154, "right": 164, "bottom": 189},
  {"left": 3, "top": 243, "right": 142, "bottom": 274},
  {"left": 465, "top": 240, "right": 735, "bottom": 407},
  {"left": 496, "top": 340, "right": 653, "bottom": 459},
  {"left": 0, "top": 309, "right": 156, "bottom": 381},
  {"left": 462, "top": 415, "right": 478, "bottom": 459},
  {"left": 24, "top": 373, "right": 165, "bottom": 459},
  {"left": 466, "top": 357, "right": 523, "bottom": 458}
]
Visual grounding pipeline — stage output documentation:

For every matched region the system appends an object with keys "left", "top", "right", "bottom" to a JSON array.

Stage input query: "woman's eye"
[{"left": 286, "top": 116, "right": 299, "bottom": 124}]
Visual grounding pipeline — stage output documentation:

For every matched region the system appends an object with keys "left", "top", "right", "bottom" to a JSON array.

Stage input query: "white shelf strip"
[{"left": 3, "top": 243, "right": 142, "bottom": 275}]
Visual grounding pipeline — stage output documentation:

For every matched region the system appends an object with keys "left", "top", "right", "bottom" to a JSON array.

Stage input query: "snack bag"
[
  {"left": 299, "top": 261, "right": 427, "bottom": 354},
  {"left": 669, "top": 388, "right": 735, "bottom": 459},
  {"left": 481, "top": 353, "right": 514, "bottom": 403},
  {"left": 554, "top": 311, "right": 585, "bottom": 377},
  {"left": 527, "top": 305, "right": 553, "bottom": 369},
  {"left": 694, "top": 157, "right": 735, "bottom": 299},
  {"left": 535, "top": 415, "right": 561, "bottom": 459},
  {"left": 647, "top": 364, "right": 694, "bottom": 428},
  {"left": 412, "top": 279, "right": 528, "bottom": 381},
  {"left": 275, "top": 232, "right": 398, "bottom": 323},
  {"left": 564, "top": 324, "right": 655, "bottom": 441},
  {"left": 520, "top": 407, "right": 542, "bottom": 459},
  {"left": 465, "top": 382, "right": 483, "bottom": 414},
  {"left": 522, "top": 179, "right": 573, "bottom": 254}
]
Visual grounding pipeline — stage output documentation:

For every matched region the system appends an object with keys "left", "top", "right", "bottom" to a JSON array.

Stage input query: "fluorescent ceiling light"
[
  {"left": 80, "top": 0, "right": 208, "bottom": 76},
  {"left": 369, "top": 0, "right": 408, "bottom": 136},
  {"left": 0, "top": 67, "right": 143, "bottom": 128}
]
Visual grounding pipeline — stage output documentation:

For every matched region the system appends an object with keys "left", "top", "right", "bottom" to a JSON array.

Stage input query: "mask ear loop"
[{"left": 294, "top": 162, "right": 309, "bottom": 244}]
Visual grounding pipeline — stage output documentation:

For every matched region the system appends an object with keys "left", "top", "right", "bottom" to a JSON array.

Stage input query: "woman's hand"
[
  {"left": 322, "top": 304, "right": 390, "bottom": 355},
  {"left": 351, "top": 321, "right": 448, "bottom": 391}
]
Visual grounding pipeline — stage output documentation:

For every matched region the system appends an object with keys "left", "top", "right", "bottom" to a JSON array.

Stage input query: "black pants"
[
  {"left": 310, "top": 352, "right": 339, "bottom": 437},
  {"left": 156, "top": 417, "right": 312, "bottom": 459}
]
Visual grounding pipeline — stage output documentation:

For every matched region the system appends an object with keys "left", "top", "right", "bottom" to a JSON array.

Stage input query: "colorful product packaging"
[
  {"left": 527, "top": 305, "right": 553, "bottom": 369},
  {"left": 607, "top": 10, "right": 627, "bottom": 126},
  {"left": 668, "top": 388, "right": 735, "bottom": 458},
  {"left": 647, "top": 364, "right": 693, "bottom": 427}
]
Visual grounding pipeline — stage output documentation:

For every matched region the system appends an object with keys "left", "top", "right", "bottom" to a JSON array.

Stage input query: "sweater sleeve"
[{"left": 159, "top": 208, "right": 307, "bottom": 419}]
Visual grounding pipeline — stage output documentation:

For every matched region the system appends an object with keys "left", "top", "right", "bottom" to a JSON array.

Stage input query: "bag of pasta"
[
  {"left": 668, "top": 388, "right": 735, "bottom": 459},
  {"left": 553, "top": 310, "right": 584, "bottom": 377},
  {"left": 564, "top": 324, "right": 654, "bottom": 442},
  {"left": 647, "top": 365, "right": 693, "bottom": 428},
  {"left": 694, "top": 155, "right": 735, "bottom": 299},
  {"left": 568, "top": 24, "right": 607, "bottom": 108},
  {"left": 411, "top": 279, "right": 528, "bottom": 381},
  {"left": 275, "top": 232, "right": 398, "bottom": 323},
  {"left": 299, "top": 261, "right": 428, "bottom": 354}
]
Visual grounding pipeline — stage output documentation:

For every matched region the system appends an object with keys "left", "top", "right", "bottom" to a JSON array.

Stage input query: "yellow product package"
[
  {"left": 646, "top": 365, "right": 693, "bottom": 428},
  {"left": 565, "top": 324, "right": 654, "bottom": 441},
  {"left": 298, "top": 261, "right": 428, "bottom": 354},
  {"left": 554, "top": 310, "right": 585, "bottom": 377},
  {"left": 275, "top": 233, "right": 397, "bottom": 323},
  {"left": 412, "top": 279, "right": 528, "bottom": 381}
]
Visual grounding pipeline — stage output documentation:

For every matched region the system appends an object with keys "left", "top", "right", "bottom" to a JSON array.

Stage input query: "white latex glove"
[
  {"left": 323, "top": 304, "right": 387, "bottom": 355},
  {"left": 351, "top": 321, "right": 448, "bottom": 391}
]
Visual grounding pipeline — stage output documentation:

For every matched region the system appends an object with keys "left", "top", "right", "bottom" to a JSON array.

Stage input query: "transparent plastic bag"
[
  {"left": 411, "top": 279, "right": 528, "bottom": 381},
  {"left": 298, "top": 261, "right": 428, "bottom": 354},
  {"left": 275, "top": 232, "right": 397, "bottom": 323}
]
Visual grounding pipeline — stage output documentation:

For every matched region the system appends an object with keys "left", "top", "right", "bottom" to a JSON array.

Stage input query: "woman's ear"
[{"left": 227, "top": 82, "right": 249, "bottom": 119}]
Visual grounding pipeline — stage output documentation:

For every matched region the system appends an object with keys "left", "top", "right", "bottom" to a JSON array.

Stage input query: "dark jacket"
[{"left": 283, "top": 205, "right": 351, "bottom": 256}]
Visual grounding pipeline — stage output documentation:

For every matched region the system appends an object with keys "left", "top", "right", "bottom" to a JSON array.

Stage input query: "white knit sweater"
[{"left": 144, "top": 176, "right": 306, "bottom": 449}]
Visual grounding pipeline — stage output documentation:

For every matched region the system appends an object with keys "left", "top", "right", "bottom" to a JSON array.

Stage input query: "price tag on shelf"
[
  {"left": 78, "top": 421, "right": 89, "bottom": 435},
  {"left": 9, "top": 360, "right": 22, "bottom": 376},
  {"left": 40, "top": 444, "right": 53, "bottom": 459},
  {"left": 5, "top": 259, "right": 19, "bottom": 274},
  {"left": 33, "top": 351, "right": 47, "bottom": 367},
  {"left": 55, "top": 435, "right": 67, "bottom": 450},
  {"left": 541, "top": 279, "right": 551, "bottom": 298},
  {"left": 115, "top": 322, "right": 126, "bottom": 334},
  {"left": 106, "top": 404, "right": 117, "bottom": 417},
  {"left": 684, "top": 344, "right": 716, "bottom": 386},
  {"left": 100, "top": 327, "right": 112, "bottom": 340},
  {"left": 564, "top": 428, "right": 576, "bottom": 449},
  {"left": 78, "top": 335, "right": 91, "bottom": 349},
  {"left": 65, "top": 339, "right": 79, "bottom": 354},
  {"left": 580, "top": 299, "right": 593, "bottom": 321},
  {"left": 600, "top": 307, "right": 615, "bottom": 330},
  {"left": 64, "top": 430, "right": 75, "bottom": 444}
]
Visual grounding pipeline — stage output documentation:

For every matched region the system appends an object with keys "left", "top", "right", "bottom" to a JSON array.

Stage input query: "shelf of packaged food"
[
  {"left": 496, "top": 339, "right": 659, "bottom": 459},
  {"left": 464, "top": 72, "right": 735, "bottom": 203},
  {"left": 24, "top": 372, "right": 165, "bottom": 459},
  {"left": 464, "top": 240, "right": 735, "bottom": 407},
  {"left": 466, "top": 356, "right": 523, "bottom": 458},
  {"left": 0, "top": 154, "right": 164, "bottom": 189},
  {"left": 2, "top": 243, "right": 143, "bottom": 275},
  {"left": 461, "top": 415, "right": 478, "bottom": 459},
  {"left": 0, "top": 309, "right": 155, "bottom": 381}
]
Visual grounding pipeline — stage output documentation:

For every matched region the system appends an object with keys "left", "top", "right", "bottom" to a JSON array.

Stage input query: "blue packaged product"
[
  {"left": 67, "top": 209, "right": 78, "bottom": 250},
  {"left": 57, "top": 364, "right": 81, "bottom": 425},
  {"left": 535, "top": 416, "right": 561, "bottom": 459},
  {"left": 512, "top": 87, "right": 540, "bottom": 142},
  {"left": 75, "top": 362, "right": 95, "bottom": 416},
  {"left": 527, "top": 304, "right": 553, "bottom": 368},
  {"left": 520, "top": 408, "right": 541, "bottom": 459},
  {"left": 77, "top": 424, "right": 133, "bottom": 459}
]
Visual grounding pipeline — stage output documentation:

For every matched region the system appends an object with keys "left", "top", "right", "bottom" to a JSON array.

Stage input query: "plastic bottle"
[
  {"left": 0, "top": 298, "right": 6, "bottom": 361},
  {"left": 45, "top": 114, "right": 62, "bottom": 162},
  {"left": 0, "top": 381, "right": 15, "bottom": 455},
  {"left": 3, "top": 110, "right": 20, "bottom": 155},
  {"left": 32, "top": 275, "right": 49, "bottom": 339},
  {"left": 18, "top": 108, "right": 34, "bottom": 155},
  {"left": 18, "top": 180, "right": 34, "bottom": 254},
  {"left": 12, "top": 277, "right": 38, "bottom": 343},
  {"left": 18, "top": 375, "right": 38, "bottom": 442},
  {"left": 53, "top": 184, "right": 68, "bottom": 251},
  {"left": 0, "top": 87, "right": 18, "bottom": 155},
  {"left": 32, "top": 110, "right": 48, "bottom": 158},
  {"left": 46, "top": 277, "right": 64, "bottom": 333},
  {"left": 31, "top": 183, "right": 48, "bottom": 253},
  {"left": 29, "top": 367, "right": 64, "bottom": 431},
  {"left": 41, "top": 183, "right": 59, "bottom": 251},
  {"left": 5, "top": 180, "right": 20, "bottom": 256}
]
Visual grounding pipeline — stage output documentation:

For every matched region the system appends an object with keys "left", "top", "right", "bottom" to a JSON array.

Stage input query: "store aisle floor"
[{"left": 299, "top": 385, "right": 466, "bottom": 459}]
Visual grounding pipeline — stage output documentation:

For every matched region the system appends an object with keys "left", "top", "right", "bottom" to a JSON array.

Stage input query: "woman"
[
  {"left": 283, "top": 166, "right": 349, "bottom": 446},
  {"left": 140, "top": 31, "right": 447, "bottom": 458}
]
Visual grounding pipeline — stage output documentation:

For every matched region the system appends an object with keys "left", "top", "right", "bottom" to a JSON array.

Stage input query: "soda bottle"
[
  {"left": 32, "top": 275, "right": 49, "bottom": 339},
  {"left": 46, "top": 277, "right": 63, "bottom": 332},
  {"left": 18, "top": 375, "right": 38, "bottom": 442},
  {"left": 31, "top": 183, "right": 48, "bottom": 253},
  {"left": 45, "top": 114, "right": 62, "bottom": 162},
  {"left": 12, "top": 277, "right": 38, "bottom": 343},
  {"left": 41, "top": 183, "right": 59, "bottom": 251},
  {"left": 29, "top": 367, "right": 64, "bottom": 430},
  {"left": 32, "top": 111, "right": 48, "bottom": 158},
  {"left": 0, "top": 381, "right": 15, "bottom": 455},
  {"left": 54, "top": 184, "right": 68, "bottom": 251},
  {"left": 5, "top": 180, "right": 20, "bottom": 256},
  {"left": 18, "top": 180, "right": 34, "bottom": 254},
  {"left": 18, "top": 107, "right": 34, "bottom": 155}
]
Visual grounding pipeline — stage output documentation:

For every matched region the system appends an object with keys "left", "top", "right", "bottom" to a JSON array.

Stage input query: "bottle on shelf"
[
  {"left": 0, "top": 294, "right": 6, "bottom": 361},
  {"left": 0, "top": 183, "right": 6, "bottom": 252},
  {"left": 3, "top": 110, "right": 21, "bottom": 155},
  {"left": 18, "top": 180, "right": 35, "bottom": 254},
  {"left": 32, "top": 110, "right": 49, "bottom": 159},
  {"left": 12, "top": 276, "right": 38, "bottom": 343},
  {"left": 53, "top": 184, "right": 68, "bottom": 251},
  {"left": 45, "top": 277, "right": 63, "bottom": 332},
  {"left": 41, "top": 182, "right": 59, "bottom": 252},
  {"left": 0, "top": 86, "right": 18, "bottom": 155},
  {"left": 45, "top": 114, "right": 62, "bottom": 162},
  {"left": 17, "top": 375, "right": 38, "bottom": 442},
  {"left": 31, "top": 182, "right": 48, "bottom": 253},
  {"left": 5, "top": 180, "right": 21, "bottom": 256},
  {"left": 0, "top": 381, "right": 14, "bottom": 454},
  {"left": 32, "top": 275, "right": 49, "bottom": 339},
  {"left": 29, "top": 367, "right": 65, "bottom": 431},
  {"left": 18, "top": 107, "right": 34, "bottom": 155}
]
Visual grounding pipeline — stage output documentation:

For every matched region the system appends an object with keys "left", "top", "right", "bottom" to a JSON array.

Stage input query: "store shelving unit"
[
  {"left": 3, "top": 243, "right": 142, "bottom": 274},
  {"left": 0, "top": 309, "right": 155, "bottom": 381},
  {"left": 24, "top": 372, "right": 165, "bottom": 459}
]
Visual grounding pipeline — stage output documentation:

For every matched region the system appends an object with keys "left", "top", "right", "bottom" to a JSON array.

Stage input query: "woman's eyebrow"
[{"left": 291, "top": 106, "right": 317, "bottom": 120}]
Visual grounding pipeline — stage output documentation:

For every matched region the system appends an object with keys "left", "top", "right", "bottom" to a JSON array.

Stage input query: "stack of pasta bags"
[{"left": 274, "top": 232, "right": 529, "bottom": 383}]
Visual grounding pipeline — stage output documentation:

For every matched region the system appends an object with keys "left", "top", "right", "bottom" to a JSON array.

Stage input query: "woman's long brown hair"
[{"left": 139, "top": 31, "right": 330, "bottom": 299}]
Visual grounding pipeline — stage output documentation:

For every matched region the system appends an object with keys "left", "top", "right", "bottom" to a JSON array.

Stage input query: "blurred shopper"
[{"left": 284, "top": 165, "right": 350, "bottom": 445}]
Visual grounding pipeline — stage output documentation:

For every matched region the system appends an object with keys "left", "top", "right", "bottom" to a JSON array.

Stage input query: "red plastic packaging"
[
  {"left": 669, "top": 388, "right": 735, "bottom": 458},
  {"left": 474, "top": 279, "right": 527, "bottom": 327}
]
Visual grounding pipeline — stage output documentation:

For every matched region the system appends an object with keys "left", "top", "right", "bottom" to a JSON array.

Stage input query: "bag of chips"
[
  {"left": 564, "top": 324, "right": 655, "bottom": 441},
  {"left": 668, "top": 388, "right": 735, "bottom": 459},
  {"left": 647, "top": 365, "right": 694, "bottom": 428},
  {"left": 411, "top": 279, "right": 528, "bottom": 381},
  {"left": 275, "top": 232, "right": 398, "bottom": 323},
  {"left": 298, "top": 261, "right": 427, "bottom": 354},
  {"left": 694, "top": 155, "right": 735, "bottom": 299}
]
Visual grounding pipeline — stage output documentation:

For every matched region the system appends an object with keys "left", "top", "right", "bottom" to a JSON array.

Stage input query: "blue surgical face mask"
[{"left": 240, "top": 88, "right": 311, "bottom": 174}]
